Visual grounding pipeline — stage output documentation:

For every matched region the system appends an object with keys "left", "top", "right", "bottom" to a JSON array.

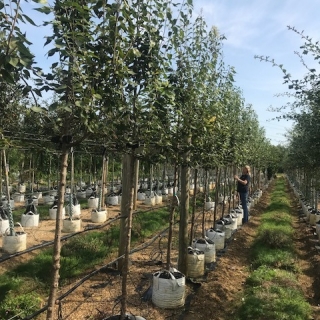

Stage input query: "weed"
[{"left": 0, "top": 292, "right": 42, "bottom": 320}]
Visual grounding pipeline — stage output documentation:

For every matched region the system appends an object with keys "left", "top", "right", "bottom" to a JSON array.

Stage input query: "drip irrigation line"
[
  {"left": 0, "top": 205, "right": 169, "bottom": 264},
  {"left": 22, "top": 223, "right": 176, "bottom": 320},
  {"left": 22, "top": 204, "right": 219, "bottom": 320}
]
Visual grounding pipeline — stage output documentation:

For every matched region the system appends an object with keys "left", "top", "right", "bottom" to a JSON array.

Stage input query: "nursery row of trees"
[
  {"left": 0, "top": 0, "right": 284, "bottom": 319},
  {"left": 255, "top": 27, "right": 320, "bottom": 198}
]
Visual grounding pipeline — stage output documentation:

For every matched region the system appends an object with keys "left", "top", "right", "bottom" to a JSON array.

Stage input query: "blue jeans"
[{"left": 239, "top": 192, "right": 249, "bottom": 223}]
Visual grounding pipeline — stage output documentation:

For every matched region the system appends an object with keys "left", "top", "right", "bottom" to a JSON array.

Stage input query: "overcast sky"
[
  {"left": 22, "top": 0, "right": 320, "bottom": 145},
  {"left": 192, "top": 0, "right": 320, "bottom": 145}
]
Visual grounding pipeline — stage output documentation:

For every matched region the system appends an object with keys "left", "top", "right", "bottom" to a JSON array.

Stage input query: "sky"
[
  {"left": 20, "top": 0, "right": 320, "bottom": 146},
  {"left": 192, "top": 0, "right": 320, "bottom": 145}
]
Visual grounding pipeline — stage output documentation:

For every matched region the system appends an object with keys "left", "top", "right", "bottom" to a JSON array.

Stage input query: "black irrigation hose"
[
  {"left": 0, "top": 205, "right": 169, "bottom": 264},
  {"left": 25, "top": 206, "right": 231, "bottom": 320},
  {"left": 21, "top": 205, "right": 206, "bottom": 320},
  {"left": 22, "top": 223, "right": 177, "bottom": 320}
]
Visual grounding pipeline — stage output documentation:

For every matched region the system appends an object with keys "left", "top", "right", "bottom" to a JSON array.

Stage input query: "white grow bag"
[
  {"left": 65, "top": 187, "right": 71, "bottom": 194},
  {"left": 0, "top": 219, "right": 9, "bottom": 235},
  {"left": 309, "top": 211, "right": 318, "bottom": 226},
  {"left": 232, "top": 208, "right": 243, "bottom": 226},
  {"left": 62, "top": 219, "right": 81, "bottom": 233},
  {"left": 155, "top": 194, "right": 163, "bottom": 205},
  {"left": 86, "top": 188, "right": 94, "bottom": 198},
  {"left": 33, "top": 191, "right": 42, "bottom": 199},
  {"left": 187, "top": 247, "right": 205, "bottom": 278},
  {"left": 206, "top": 229, "right": 225, "bottom": 250},
  {"left": 2, "top": 223, "right": 27, "bottom": 254},
  {"left": 225, "top": 214, "right": 238, "bottom": 231},
  {"left": 223, "top": 224, "right": 233, "bottom": 240},
  {"left": 25, "top": 196, "right": 38, "bottom": 206},
  {"left": 152, "top": 269, "right": 186, "bottom": 309},
  {"left": 50, "top": 189, "right": 58, "bottom": 197},
  {"left": 189, "top": 184, "right": 195, "bottom": 196},
  {"left": 88, "top": 197, "right": 99, "bottom": 209},
  {"left": 2, "top": 199, "right": 15, "bottom": 210},
  {"left": 49, "top": 206, "right": 66, "bottom": 220},
  {"left": 193, "top": 238, "right": 216, "bottom": 263},
  {"left": 13, "top": 193, "right": 24, "bottom": 203},
  {"left": 162, "top": 188, "right": 168, "bottom": 195},
  {"left": 44, "top": 195, "right": 55, "bottom": 206},
  {"left": 77, "top": 190, "right": 87, "bottom": 199},
  {"left": 144, "top": 195, "right": 155, "bottom": 206},
  {"left": 107, "top": 195, "right": 119, "bottom": 206},
  {"left": 137, "top": 192, "right": 146, "bottom": 201},
  {"left": 66, "top": 204, "right": 81, "bottom": 219},
  {"left": 168, "top": 187, "right": 174, "bottom": 195},
  {"left": 91, "top": 210, "right": 107, "bottom": 223},
  {"left": 205, "top": 201, "right": 215, "bottom": 211},
  {"left": 18, "top": 184, "right": 26, "bottom": 193},
  {"left": 218, "top": 194, "right": 224, "bottom": 204},
  {"left": 21, "top": 213, "right": 39, "bottom": 227}
]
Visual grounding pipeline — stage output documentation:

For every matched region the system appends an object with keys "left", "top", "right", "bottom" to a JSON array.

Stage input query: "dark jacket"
[{"left": 237, "top": 174, "right": 250, "bottom": 193}]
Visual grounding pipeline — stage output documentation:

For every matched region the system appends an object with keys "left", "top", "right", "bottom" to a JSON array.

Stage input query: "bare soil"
[{"left": 1, "top": 181, "right": 320, "bottom": 320}]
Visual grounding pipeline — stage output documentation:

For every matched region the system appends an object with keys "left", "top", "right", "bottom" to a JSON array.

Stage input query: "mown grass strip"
[
  {"left": 0, "top": 207, "right": 169, "bottom": 319},
  {"left": 234, "top": 177, "right": 312, "bottom": 320}
]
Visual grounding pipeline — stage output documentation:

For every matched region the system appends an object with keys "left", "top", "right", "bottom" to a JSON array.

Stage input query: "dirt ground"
[{"left": 1, "top": 180, "right": 320, "bottom": 320}]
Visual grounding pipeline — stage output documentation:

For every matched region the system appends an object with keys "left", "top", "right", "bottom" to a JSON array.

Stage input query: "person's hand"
[{"left": 234, "top": 175, "right": 239, "bottom": 180}]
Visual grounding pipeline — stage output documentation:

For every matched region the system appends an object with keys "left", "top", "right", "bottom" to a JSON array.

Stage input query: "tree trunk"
[
  {"left": 202, "top": 170, "right": 208, "bottom": 238},
  {"left": 213, "top": 167, "right": 221, "bottom": 225},
  {"left": 0, "top": 152, "right": 2, "bottom": 196},
  {"left": 29, "top": 155, "right": 32, "bottom": 192},
  {"left": 117, "top": 151, "right": 135, "bottom": 319},
  {"left": 167, "top": 163, "right": 177, "bottom": 270},
  {"left": 2, "top": 149, "right": 14, "bottom": 235},
  {"left": 222, "top": 167, "right": 227, "bottom": 217},
  {"left": 46, "top": 144, "right": 69, "bottom": 320},
  {"left": 178, "top": 150, "right": 190, "bottom": 275},
  {"left": 189, "top": 168, "right": 198, "bottom": 245},
  {"left": 48, "top": 156, "right": 52, "bottom": 191},
  {"left": 133, "top": 159, "right": 139, "bottom": 210},
  {"left": 162, "top": 162, "right": 166, "bottom": 194},
  {"left": 98, "top": 154, "right": 107, "bottom": 212}
]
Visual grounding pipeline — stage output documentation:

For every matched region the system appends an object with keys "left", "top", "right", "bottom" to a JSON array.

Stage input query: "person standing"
[{"left": 234, "top": 165, "right": 251, "bottom": 224}]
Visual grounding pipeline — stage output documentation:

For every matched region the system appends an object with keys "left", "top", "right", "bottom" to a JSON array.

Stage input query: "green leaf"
[
  {"left": 132, "top": 48, "right": 142, "bottom": 57},
  {"left": 31, "top": 106, "right": 44, "bottom": 113},
  {"left": 33, "top": 89, "right": 42, "bottom": 97},
  {"left": 93, "top": 93, "right": 102, "bottom": 99},
  {"left": 32, "top": 0, "right": 47, "bottom": 3},
  {"left": 0, "top": 69, "right": 14, "bottom": 84},
  {"left": 34, "top": 6, "right": 51, "bottom": 14},
  {"left": 22, "top": 14, "right": 37, "bottom": 26},
  {"left": 16, "top": 42, "right": 33, "bottom": 59},
  {"left": 54, "top": 39, "right": 65, "bottom": 49},
  {"left": 8, "top": 57, "right": 19, "bottom": 67},
  {"left": 49, "top": 102, "right": 58, "bottom": 111},
  {"left": 51, "top": 62, "right": 59, "bottom": 69},
  {"left": 23, "top": 69, "right": 30, "bottom": 78},
  {"left": 47, "top": 48, "right": 57, "bottom": 57}
]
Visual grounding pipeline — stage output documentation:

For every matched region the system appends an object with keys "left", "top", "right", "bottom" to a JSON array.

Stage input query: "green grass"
[
  {"left": 234, "top": 177, "right": 312, "bottom": 320},
  {"left": 238, "top": 286, "right": 311, "bottom": 320},
  {"left": 0, "top": 292, "right": 43, "bottom": 320},
  {"left": 246, "top": 265, "right": 298, "bottom": 287}
]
